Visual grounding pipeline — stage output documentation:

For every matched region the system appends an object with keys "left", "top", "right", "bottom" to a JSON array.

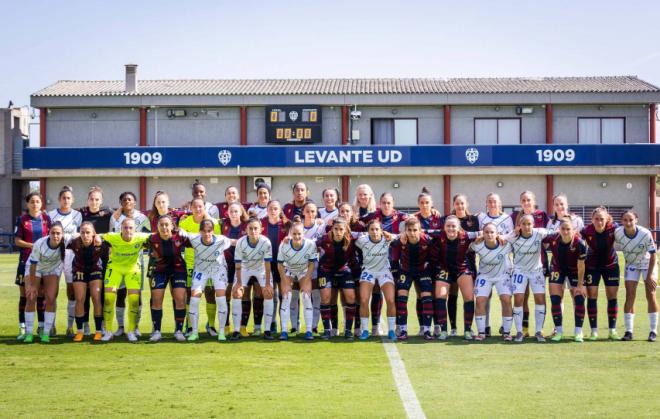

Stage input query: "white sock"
[
  {"left": 360, "top": 317, "right": 369, "bottom": 333},
  {"left": 302, "top": 292, "right": 313, "bottom": 333},
  {"left": 67, "top": 300, "right": 76, "bottom": 328},
  {"left": 290, "top": 290, "right": 299, "bottom": 330},
  {"left": 513, "top": 306, "right": 523, "bottom": 333},
  {"left": 649, "top": 312, "right": 658, "bottom": 333},
  {"left": 215, "top": 297, "right": 227, "bottom": 335},
  {"left": 312, "top": 289, "right": 321, "bottom": 330},
  {"left": 44, "top": 311, "right": 55, "bottom": 335},
  {"left": 25, "top": 311, "right": 35, "bottom": 334},
  {"left": 280, "top": 292, "right": 291, "bottom": 332},
  {"left": 575, "top": 326, "right": 583, "bottom": 335},
  {"left": 231, "top": 299, "right": 242, "bottom": 332},
  {"left": 502, "top": 316, "right": 513, "bottom": 334},
  {"left": 38, "top": 321, "right": 44, "bottom": 329},
  {"left": 263, "top": 299, "right": 274, "bottom": 333},
  {"left": 189, "top": 296, "right": 201, "bottom": 333},
  {"left": 387, "top": 316, "right": 396, "bottom": 332},
  {"left": 475, "top": 315, "right": 486, "bottom": 334},
  {"left": 556, "top": 325, "right": 563, "bottom": 334},
  {"left": 534, "top": 304, "right": 545, "bottom": 334},
  {"left": 400, "top": 324, "right": 408, "bottom": 332},
  {"left": 116, "top": 306, "right": 125, "bottom": 328},
  {"left": 624, "top": 312, "right": 634, "bottom": 333}
]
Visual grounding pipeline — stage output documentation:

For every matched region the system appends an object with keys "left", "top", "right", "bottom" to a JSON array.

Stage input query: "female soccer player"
[
  {"left": 78, "top": 186, "right": 112, "bottom": 234},
  {"left": 182, "top": 180, "right": 219, "bottom": 218},
  {"left": 100, "top": 218, "right": 151, "bottom": 342},
  {"left": 353, "top": 184, "right": 377, "bottom": 221},
  {"left": 434, "top": 215, "right": 477, "bottom": 340},
  {"left": 546, "top": 193, "right": 584, "bottom": 233},
  {"left": 14, "top": 192, "right": 50, "bottom": 341},
  {"left": 478, "top": 193, "right": 514, "bottom": 234},
  {"left": 615, "top": 211, "right": 658, "bottom": 341},
  {"left": 317, "top": 217, "right": 358, "bottom": 340},
  {"left": 22, "top": 222, "right": 70, "bottom": 343},
  {"left": 318, "top": 188, "right": 340, "bottom": 222},
  {"left": 187, "top": 219, "right": 234, "bottom": 342},
  {"left": 179, "top": 197, "right": 222, "bottom": 337},
  {"left": 355, "top": 219, "right": 397, "bottom": 341},
  {"left": 48, "top": 186, "right": 83, "bottom": 337},
  {"left": 147, "top": 215, "right": 189, "bottom": 342},
  {"left": 283, "top": 182, "right": 309, "bottom": 219},
  {"left": 262, "top": 200, "right": 290, "bottom": 334},
  {"left": 581, "top": 207, "right": 620, "bottom": 341},
  {"left": 504, "top": 214, "right": 550, "bottom": 342},
  {"left": 391, "top": 217, "right": 437, "bottom": 341},
  {"left": 277, "top": 217, "right": 318, "bottom": 340},
  {"left": 471, "top": 223, "right": 514, "bottom": 341},
  {"left": 67, "top": 221, "right": 105, "bottom": 342},
  {"left": 147, "top": 191, "right": 187, "bottom": 232},
  {"left": 222, "top": 202, "right": 248, "bottom": 335},
  {"left": 231, "top": 218, "right": 274, "bottom": 340},
  {"left": 248, "top": 183, "right": 271, "bottom": 219},
  {"left": 215, "top": 185, "right": 251, "bottom": 219},
  {"left": 545, "top": 217, "right": 587, "bottom": 342}
]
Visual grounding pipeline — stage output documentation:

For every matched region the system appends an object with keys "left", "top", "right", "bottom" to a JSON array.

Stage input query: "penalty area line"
[{"left": 381, "top": 339, "right": 426, "bottom": 419}]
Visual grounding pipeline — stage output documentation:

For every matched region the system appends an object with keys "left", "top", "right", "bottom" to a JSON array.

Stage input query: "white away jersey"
[
  {"left": 28, "top": 235, "right": 73, "bottom": 273},
  {"left": 615, "top": 226, "right": 656, "bottom": 270},
  {"left": 470, "top": 241, "right": 513, "bottom": 278},
  {"left": 318, "top": 208, "right": 339, "bottom": 223},
  {"left": 248, "top": 203, "right": 269, "bottom": 220},
  {"left": 478, "top": 213, "right": 514, "bottom": 235},
  {"left": 111, "top": 211, "right": 150, "bottom": 233},
  {"left": 234, "top": 235, "right": 272, "bottom": 272},
  {"left": 303, "top": 221, "right": 327, "bottom": 240},
  {"left": 206, "top": 202, "right": 220, "bottom": 219},
  {"left": 47, "top": 209, "right": 82, "bottom": 235},
  {"left": 505, "top": 228, "right": 549, "bottom": 272},
  {"left": 354, "top": 234, "right": 391, "bottom": 273},
  {"left": 546, "top": 215, "right": 584, "bottom": 234},
  {"left": 277, "top": 238, "right": 318, "bottom": 277},
  {"left": 189, "top": 234, "right": 233, "bottom": 275}
]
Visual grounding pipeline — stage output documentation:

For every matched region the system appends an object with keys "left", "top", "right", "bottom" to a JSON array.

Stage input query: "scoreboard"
[{"left": 265, "top": 105, "right": 322, "bottom": 144}]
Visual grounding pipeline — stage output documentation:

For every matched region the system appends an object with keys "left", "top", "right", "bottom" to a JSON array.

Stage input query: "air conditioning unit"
[{"left": 253, "top": 176, "right": 272, "bottom": 190}]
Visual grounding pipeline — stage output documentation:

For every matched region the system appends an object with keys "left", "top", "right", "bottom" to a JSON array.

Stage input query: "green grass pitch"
[{"left": 1, "top": 253, "right": 659, "bottom": 418}]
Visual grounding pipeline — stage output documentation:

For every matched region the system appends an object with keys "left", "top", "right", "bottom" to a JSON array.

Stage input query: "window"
[
  {"left": 474, "top": 118, "right": 521, "bottom": 144},
  {"left": 578, "top": 117, "right": 625, "bottom": 144},
  {"left": 371, "top": 119, "right": 417, "bottom": 145}
]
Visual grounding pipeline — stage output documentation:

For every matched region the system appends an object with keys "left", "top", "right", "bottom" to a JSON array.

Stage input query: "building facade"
[{"left": 25, "top": 65, "right": 660, "bottom": 229}]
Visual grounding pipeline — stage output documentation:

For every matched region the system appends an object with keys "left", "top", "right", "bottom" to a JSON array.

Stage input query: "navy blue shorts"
[
  {"left": 397, "top": 272, "right": 433, "bottom": 293},
  {"left": 15, "top": 260, "right": 26, "bottom": 286},
  {"left": 549, "top": 271, "right": 578, "bottom": 287},
  {"left": 151, "top": 271, "right": 187, "bottom": 289},
  {"left": 318, "top": 270, "right": 355, "bottom": 290},
  {"left": 72, "top": 270, "right": 103, "bottom": 283},
  {"left": 586, "top": 265, "right": 620, "bottom": 287}
]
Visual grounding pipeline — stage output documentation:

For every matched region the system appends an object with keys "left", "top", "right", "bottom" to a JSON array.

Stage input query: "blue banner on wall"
[{"left": 22, "top": 144, "right": 660, "bottom": 170}]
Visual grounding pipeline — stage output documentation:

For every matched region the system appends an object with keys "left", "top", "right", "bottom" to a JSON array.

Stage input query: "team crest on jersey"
[
  {"left": 534, "top": 240, "right": 540, "bottom": 246},
  {"left": 218, "top": 149, "right": 232, "bottom": 166},
  {"left": 465, "top": 147, "right": 479, "bottom": 164},
  {"left": 134, "top": 243, "right": 141, "bottom": 249},
  {"left": 214, "top": 251, "right": 220, "bottom": 256},
  {"left": 154, "top": 243, "right": 159, "bottom": 249}
]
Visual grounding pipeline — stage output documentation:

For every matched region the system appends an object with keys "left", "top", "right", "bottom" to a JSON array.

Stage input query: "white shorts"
[
  {"left": 236, "top": 269, "right": 267, "bottom": 288},
  {"left": 25, "top": 261, "right": 63, "bottom": 279},
  {"left": 359, "top": 269, "right": 394, "bottom": 286},
  {"left": 63, "top": 249, "right": 74, "bottom": 284},
  {"left": 475, "top": 274, "right": 512, "bottom": 298},
  {"left": 192, "top": 270, "right": 228, "bottom": 292},
  {"left": 511, "top": 269, "right": 545, "bottom": 295},
  {"left": 624, "top": 265, "right": 658, "bottom": 282},
  {"left": 285, "top": 267, "right": 310, "bottom": 282}
]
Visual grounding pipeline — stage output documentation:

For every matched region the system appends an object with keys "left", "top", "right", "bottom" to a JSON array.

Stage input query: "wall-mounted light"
[
  {"left": 601, "top": 181, "right": 608, "bottom": 188},
  {"left": 90, "top": 112, "right": 97, "bottom": 119},
  {"left": 597, "top": 105, "right": 603, "bottom": 111},
  {"left": 391, "top": 109, "right": 399, "bottom": 115},
  {"left": 515, "top": 106, "right": 534, "bottom": 115},
  {"left": 167, "top": 109, "right": 186, "bottom": 118},
  {"left": 626, "top": 182, "right": 633, "bottom": 190},
  {"left": 494, "top": 106, "right": 500, "bottom": 112},
  {"left": 496, "top": 181, "right": 504, "bottom": 188},
  {"left": 393, "top": 182, "right": 400, "bottom": 189}
]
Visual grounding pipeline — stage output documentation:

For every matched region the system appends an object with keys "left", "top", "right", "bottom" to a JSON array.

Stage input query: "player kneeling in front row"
[
  {"left": 277, "top": 217, "right": 318, "bottom": 340},
  {"left": 231, "top": 218, "right": 275, "bottom": 340},
  {"left": 187, "top": 219, "right": 234, "bottom": 342},
  {"left": 471, "top": 223, "right": 514, "bottom": 341}
]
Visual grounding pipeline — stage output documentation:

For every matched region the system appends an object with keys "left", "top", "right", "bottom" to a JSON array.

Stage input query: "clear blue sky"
[{"left": 3, "top": 0, "right": 660, "bottom": 107}]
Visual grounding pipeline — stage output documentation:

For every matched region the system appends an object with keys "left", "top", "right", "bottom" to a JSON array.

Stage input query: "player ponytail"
[{"left": 58, "top": 185, "right": 73, "bottom": 199}]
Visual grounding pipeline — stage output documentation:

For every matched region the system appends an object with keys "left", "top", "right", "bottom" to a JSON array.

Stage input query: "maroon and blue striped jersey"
[
  {"left": 15, "top": 213, "right": 51, "bottom": 263},
  {"left": 581, "top": 222, "right": 618, "bottom": 270},
  {"left": 435, "top": 230, "right": 474, "bottom": 274},
  {"left": 316, "top": 235, "right": 357, "bottom": 273},
  {"left": 546, "top": 233, "right": 587, "bottom": 276},
  {"left": 391, "top": 233, "right": 437, "bottom": 275}
]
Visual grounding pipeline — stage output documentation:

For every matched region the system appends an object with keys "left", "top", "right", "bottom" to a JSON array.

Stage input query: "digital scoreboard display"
[{"left": 265, "top": 106, "right": 322, "bottom": 144}]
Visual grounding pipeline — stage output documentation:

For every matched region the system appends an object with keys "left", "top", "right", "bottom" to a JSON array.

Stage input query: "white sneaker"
[
  {"left": 113, "top": 326, "right": 124, "bottom": 337},
  {"left": 205, "top": 323, "right": 218, "bottom": 337},
  {"left": 83, "top": 323, "right": 91, "bottom": 336},
  {"left": 330, "top": 328, "right": 338, "bottom": 337},
  {"left": 134, "top": 328, "right": 141, "bottom": 337},
  {"left": 174, "top": 330, "right": 186, "bottom": 342},
  {"left": 149, "top": 331, "right": 162, "bottom": 342},
  {"left": 101, "top": 331, "right": 114, "bottom": 342},
  {"left": 534, "top": 332, "right": 546, "bottom": 343},
  {"left": 449, "top": 329, "right": 458, "bottom": 337},
  {"left": 126, "top": 332, "right": 138, "bottom": 342}
]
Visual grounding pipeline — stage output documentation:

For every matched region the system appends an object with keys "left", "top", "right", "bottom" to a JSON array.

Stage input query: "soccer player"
[
  {"left": 67, "top": 221, "right": 105, "bottom": 342},
  {"left": 353, "top": 184, "right": 377, "bottom": 221},
  {"left": 186, "top": 219, "right": 234, "bottom": 342},
  {"left": 14, "top": 192, "right": 51, "bottom": 341},
  {"left": 262, "top": 200, "right": 290, "bottom": 334},
  {"left": 222, "top": 202, "right": 248, "bottom": 335},
  {"left": 248, "top": 183, "right": 271, "bottom": 219},
  {"left": 100, "top": 218, "right": 151, "bottom": 342},
  {"left": 182, "top": 180, "right": 220, "bottom": 218},
  {"left": 179, "top": 197, "right": 222, "bottom": 337},
  {"left": 355, "top": 219, "right": 397, "bottom": 341},
  {"left": 545, "top": 217, "right": 588, "bottom": 342},
  {"left": 283, "top": 182, "right": 310, "bottom": 219},
  {"left": 504, "top": 214, "right": 550, "bottom": 342},
  {"left": 230, "top": 217, "right": 275, "bottom": 340},
  {"left": 317, "top": 217, "right": 359, "bottom": 340},
  {"left": 433, "top": 215, "right": 477, "bottom": 340},
  {"left": 214, "top": 185, "right": 251, "bottom": 219},
  {"left": 546, "top": 193, "right": 584, "bottom": 233},
  {"left": 22, "top": 222, "right": 71, "bottom": 343},
  {"left": 147, "top": 215, "right": 189, "bottom": 342},
  {"left": 48, "top": 185, "right": 82, "bottom": 337},
  {"left": 477, "top": 193, "right": 514, "bottom": 234},
  {"left": 615, "top": 211, "right": 658, "bottom": 341},
  {"left": 391, "top": 217, "right": 437, "bottom": 341},
  {"left": 471, "top": 223, "right": 514, "bottom": 341},
  {"left": 318, "top": 188, "right": 340, "bottom": 222},
  {"left": 277, "top": 217, "right": 318, "bottom": 340},
  {"left": 581, "top": 207, "right": 620, "bottom": 341},
  {"left": 147, "top": 191, "right": 187, "bottom": 232}
]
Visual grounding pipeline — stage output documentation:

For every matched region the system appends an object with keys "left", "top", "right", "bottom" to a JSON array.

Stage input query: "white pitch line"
[{"left": 382, "top": 340, "right": 426, "bottom": 419}]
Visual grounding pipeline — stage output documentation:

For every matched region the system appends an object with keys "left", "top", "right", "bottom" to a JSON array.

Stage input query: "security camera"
[{"left": 350, "top": 110, "right": 362, "bottom": 120}]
